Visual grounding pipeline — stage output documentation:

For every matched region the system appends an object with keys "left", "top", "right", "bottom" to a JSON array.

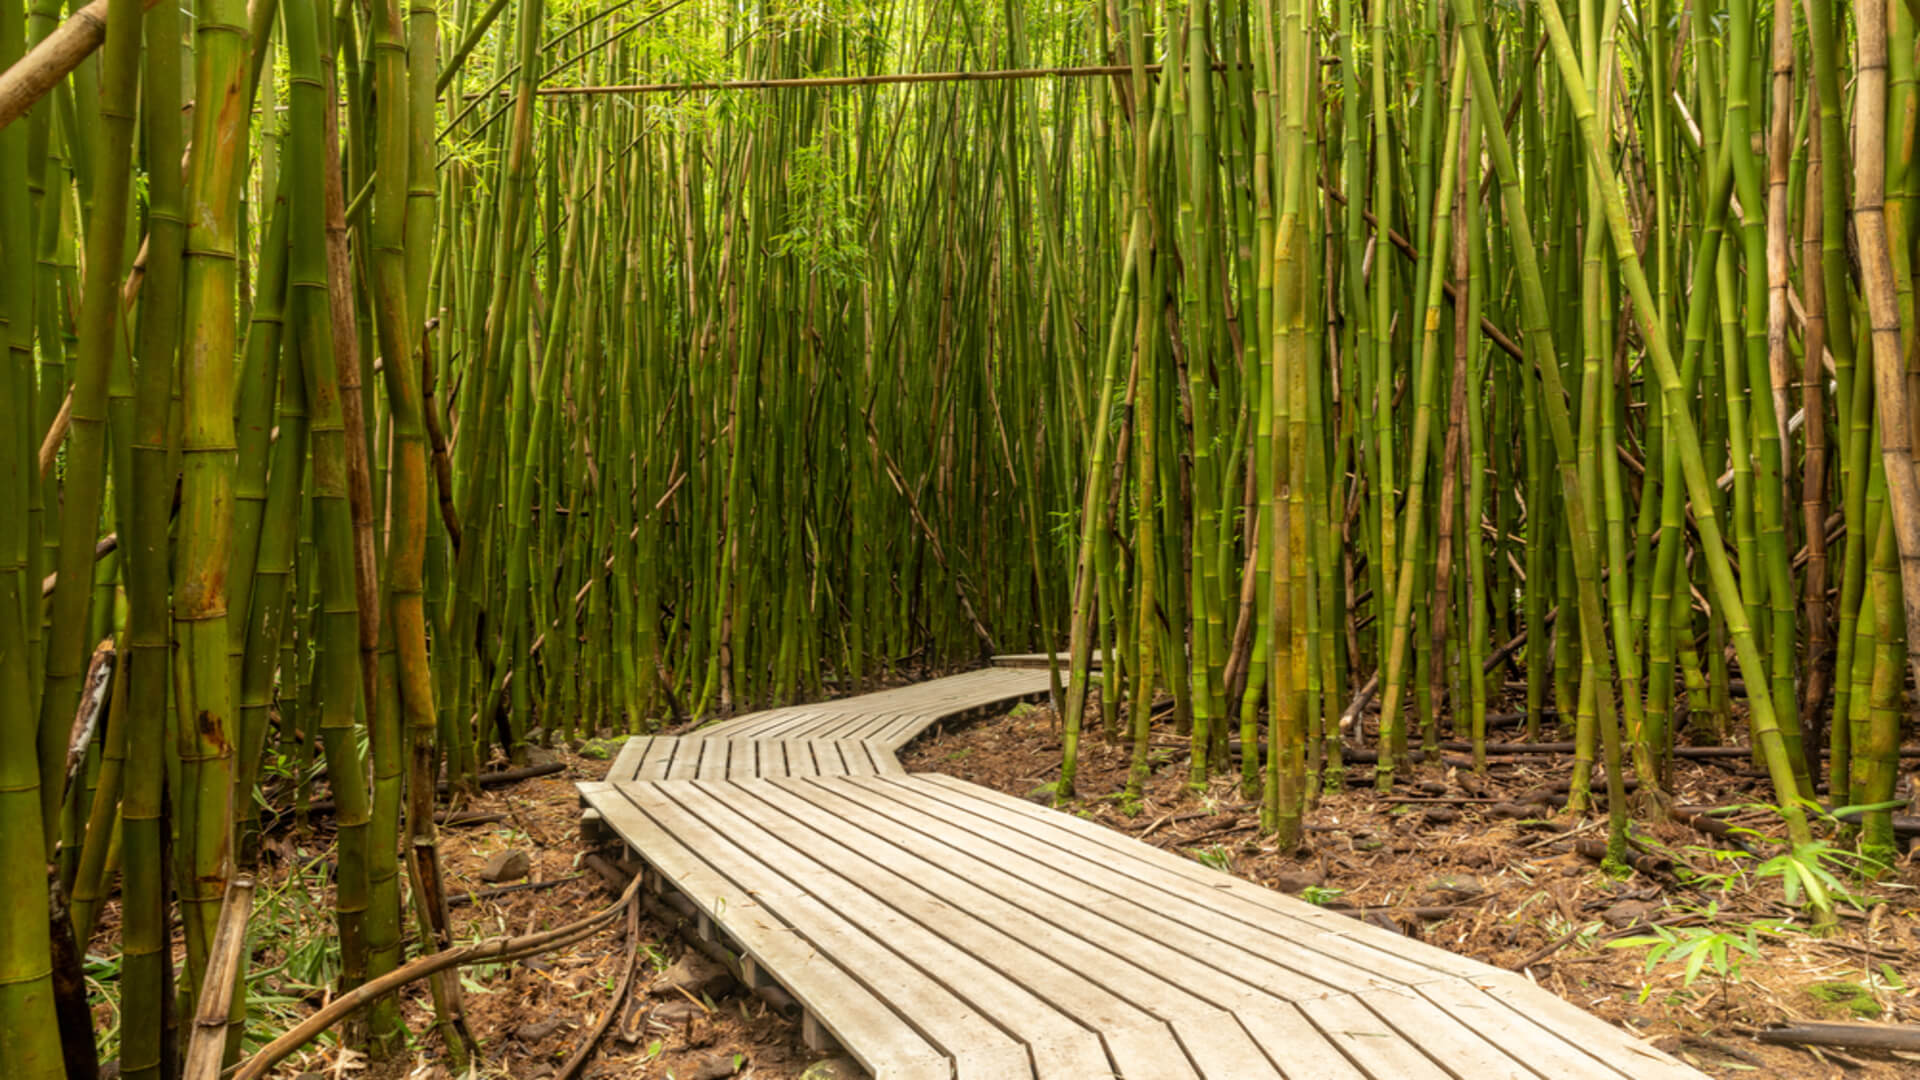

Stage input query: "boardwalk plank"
[
  {"left": 1467, "top": 971, "right": 1706, "bottom": 1080},
  {"left": 1355, "top": 986, "right": 1538, "bottom": 1078},
  {"left": 579, "top": 669, "right": 1704, "bottom": 1080},
  {"left": 635, "top": 736, "right": 680, "bottom": 781},
  {"left": 1415, "top": 979, "right": 1634, "bottom": 1080},
  {"left": 1298, "top": 992, "right": 1452, "bottom": 1079},
  {"left": 680, "top": 781, "right": 1116, "bottom": 1078},
  {"left": 738, "top": 779, "right": 1244, "bottom": 1077},
  {"left": 607, "top": 736, "right": 647, "bottom": 781},
  {"left": 888, "top": 776, "right": 1465, "bottom": 988},
  {"left": 806, "top": 777, "right": 1384, "bottom": 1001},
  {"left": 783, "top": 740, "right": 813, "bottom": 777},
  {"left": 634, "top": 783, "right": 1034, "bottom": 1079},
  {"left": 664, "top": 739, "right": 703, "bottom": 780},
  {"left": 813, "top": 742, "right": 850, "bottom": 777},
  {"left": 585, "top": 786, "right": 949, "bottom": 1080}
]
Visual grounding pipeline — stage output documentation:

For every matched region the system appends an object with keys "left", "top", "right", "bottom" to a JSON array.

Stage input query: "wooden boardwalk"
[{"left": 580, "top": 667, "right": 1703, "bottom": 1080}]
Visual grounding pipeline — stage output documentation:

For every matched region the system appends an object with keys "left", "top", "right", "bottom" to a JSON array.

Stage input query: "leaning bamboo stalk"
[
  {"left": 1857, "top": 0, "right": 1920, "bottom": 703},
  {"left": 182, "top": 877, "right": 256, "bottom": 1080},
  {"left": 0, "top": 0, "right": 161, "bottom": 131}
]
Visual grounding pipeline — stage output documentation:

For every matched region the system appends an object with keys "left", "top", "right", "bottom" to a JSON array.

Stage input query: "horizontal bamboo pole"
[{"left": 461, "top": 62, "right": 1242, "bottom": 99}]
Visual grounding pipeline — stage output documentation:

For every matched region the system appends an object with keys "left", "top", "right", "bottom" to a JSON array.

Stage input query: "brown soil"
[
  {"left": 900, "top": 698, "right": 1920, "bottom": 1080},
  {"left": 237, "top": 745, "right": 826, "bottom": 1080}
]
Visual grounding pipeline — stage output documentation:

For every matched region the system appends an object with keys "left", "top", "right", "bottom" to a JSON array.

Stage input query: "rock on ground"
[
  {"left": 480, "top": 849, "right": 531, "bottom": 883},
  {"left": 651, "top": 949, "right": 739, "bottom": 999}
]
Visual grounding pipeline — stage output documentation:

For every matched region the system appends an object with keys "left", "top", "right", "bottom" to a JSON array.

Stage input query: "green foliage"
[
  {"left": 1607, "top": 910, "right": 1773, "bottom": 990},
  {"left": 1186, "top": 845, "right": 1233, "bottom": 872},
  {"left": 1300, "top": 884, "right": 1345, "bottom": 906},
  {"left": 771, "top": 141, "right": 868, "bottom": 287}
]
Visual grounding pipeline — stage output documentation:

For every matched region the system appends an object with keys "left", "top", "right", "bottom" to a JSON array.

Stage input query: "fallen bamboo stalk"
[
  {"left": 557, "top": 897, "right": 641, "bottom": 1080},
  {"left": 1755, "top": 1022, "right": 1920, "bottom": 1053},
  {"left": 282, "top": 762, "right": 567, "bottom": 821},
  {"left": 447, "top": 872, "right": 586, "bottom": 908},
  {"left": 232, "top": 876, "right": 641, "bottom": 1080}
]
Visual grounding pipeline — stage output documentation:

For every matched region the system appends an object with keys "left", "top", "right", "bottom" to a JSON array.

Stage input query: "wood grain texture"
[{"left": 579, "top": 664, "right": 1705, "bottom": 1080}]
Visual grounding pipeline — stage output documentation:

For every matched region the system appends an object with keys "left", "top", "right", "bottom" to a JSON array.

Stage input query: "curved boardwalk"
[{"left": 578, "top": 665, "right": 1704, "bottom": 1080}]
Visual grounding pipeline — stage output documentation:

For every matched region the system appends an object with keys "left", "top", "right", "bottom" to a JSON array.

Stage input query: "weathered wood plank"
[
  {"left": 664, "top": 738, "right": 704, "bottom": 780},
  {"left": 632, "top": 782, "right": 1035, "bottom": 1079},
  {"left": 889, "top": 776, "right": 1467, "bottom": 987},
  {"left": 607, "top": 736, "right": 648, "bottom": 781},
  {"left": 1467, "top": 971, "right": 1706, "bottom": 1080},
  {"left": 816, "top": 777, "right": 1392, "bottom": 1000},
  {"left": 680, "top": 781, "right": 1115, "bottom": 1079},
  {"left": 733, "top": 780, "right": 1227, "bottom": 1077},
  {"left": 1297, "top": 992, "right": 1453, "bottom": 1079},
  {"left": 583, "top": 785, "right": 950, "bottom": 1080},
  {"left": 1414, "top": 979, "right": 1634, "bottom": 1080},
  {"left": 579, "top": 669, "right": 1705, "bottom": 1080},
  {"left": 695, "top": 739, "right": 728, "bottom": 781}
]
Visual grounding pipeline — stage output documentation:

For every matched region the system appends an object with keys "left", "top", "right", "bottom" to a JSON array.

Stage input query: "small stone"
[
  {"left": 481, "top": 850, "right": 531, "bottom": 883},
  {"left": 514, "top": 1016, "right": 568, "bottom": 1041},
  {"left": 1602, "top": 899, "right": 1659, "bottom": 928},
  {"left": 652, "top": 950, "right": 737, "bottom": 999},
  {"left": 798, "top": 1056, "right": 870, "bottom": 1080},
  {"left": 1424, "top": 874, "right": 1485, "bottom": 899},
  {"left": 1025, "top": 783, "right": 1057, "bottom": 806},
  {"left": 689, "top": 1051, "right": 744, "bottom": 1080},
  {"left": 1271, "top": 867, "right": 1324, "bottom": 893},
  {"left": 568, "top": 738, "right": 586, "bottom": 752},
  {"left": 525, "top": 745, "right": 560, "bottom": 766},
  {"left": 579, "top": 742, "right": 610, "bottom": 761},
  {"left": 1456, "top": 849, "right": 1492, "bottom": 868},
  {"left": 1423, "top": 807, "right": 1460, "bottom": 825},
  {"left": 651, "top": 999, "right": 706, "bottom": 1025}
]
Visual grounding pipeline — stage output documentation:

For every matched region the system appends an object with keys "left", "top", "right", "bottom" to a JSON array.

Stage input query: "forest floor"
[
  {"left": 158, "top": 677, "right": 1919, "bottom": 1080},
  {"left": 237, "top": 741, "right": 835, "bottom": 1080},
  {"left": 898, "top": 696, "right": 1920, "bottom": 1080}
]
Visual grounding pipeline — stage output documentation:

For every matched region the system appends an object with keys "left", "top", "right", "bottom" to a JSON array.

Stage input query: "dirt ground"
[
  {"left": 900, "top": 697, "right": 1920, "bottom": 1080},
  {"left": 240, "top": 752, "right": 826, "bottom": 1080},
  {"left": 145, "top": 675, "right": 1918, "bottom": 1080}
]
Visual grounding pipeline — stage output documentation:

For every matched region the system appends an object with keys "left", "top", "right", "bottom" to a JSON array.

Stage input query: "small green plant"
[
  {"left": 1300, "top": 884, "right": 1345, "bottom": 907},
  {"left": 1608, "top": 906, "right": 1778, "bottom": 1012},
  {"left": 1754, "top": 839, "right": 1877, "bottom": 914},
  {"left": 1187, "top": 845, "right": 1234, "bottom": 873}
]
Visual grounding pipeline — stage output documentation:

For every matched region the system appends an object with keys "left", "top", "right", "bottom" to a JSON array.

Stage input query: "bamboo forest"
[{"left": 2, "top": 0, "right": 1920, "bottom": 1073}]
